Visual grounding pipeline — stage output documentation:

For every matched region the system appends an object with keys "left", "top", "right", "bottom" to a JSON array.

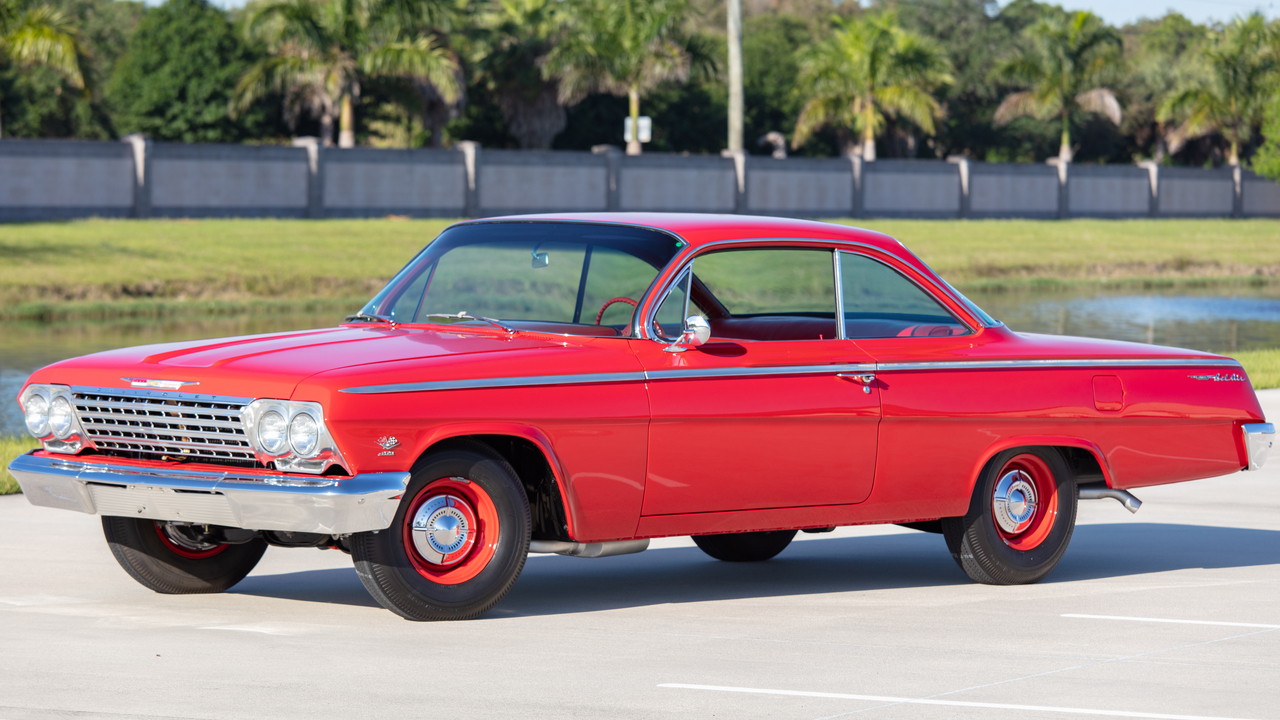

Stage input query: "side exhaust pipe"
[
  {"left": 1078, "top": 486, "right": 1142, "bottom": 513},
  {"left": 528, "top": 539, "right": 650, "bottom": 558}
]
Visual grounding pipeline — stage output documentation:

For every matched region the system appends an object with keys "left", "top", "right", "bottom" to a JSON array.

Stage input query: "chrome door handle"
[{"left": 836, "top": 373, "right": 876, "bottom": 393}]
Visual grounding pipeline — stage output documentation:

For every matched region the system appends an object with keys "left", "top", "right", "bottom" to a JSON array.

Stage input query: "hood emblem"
[
  {"left": 123, "top": 378, "right": 199, "bottom": 390},
  {"left": 377, "top": 436, "right": 400, "bottom": 450},
  {"left": 1189, "top": 373, "right": 1245, "bottom": 382}
]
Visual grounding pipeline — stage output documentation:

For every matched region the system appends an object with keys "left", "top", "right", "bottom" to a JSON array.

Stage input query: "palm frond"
[
  {"left": 362, "top": 35, "right": 460, "bottom": 103},
  {"left": 1075, "top": 87, "right": 1121, "bottom": 125},
  {"left": 3, "top": 4, "right": 86, "bottom": 89}
]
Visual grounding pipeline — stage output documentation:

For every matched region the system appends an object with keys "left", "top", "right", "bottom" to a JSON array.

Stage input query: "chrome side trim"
[
  {"left": 342, "top": 364, "right": 880, "bottom": 394},
  {"left": 7, "top": 452, "right": 410, "bottom": 534},
  {"left": 1078, "top": 486, "right": 1142, "bottom": 513},
  {"left": 645, "top": 363, "right": 877, "bottom": 382},
  {"left": 341, "top": 371, "right": 648, "bottom": 395},
  {"left": 1242, "top": 423, "right": 1275, "bottom": 471},
  {"left": 876, "top": 358, "right": 1243, "bottom": 372},
  {"left": 341, "top": 358, "right": 1238, "bottom": 394}
]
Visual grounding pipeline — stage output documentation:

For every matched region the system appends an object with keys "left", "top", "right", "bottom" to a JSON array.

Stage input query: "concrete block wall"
[
  {"left": 3, "top": 137, "right": 1280, "bottom": 221},
  {"left": 148, "top": 143, "right": 310, "bottom": 218},
  {"left": 968, "top": 163, "right": 1059, "bottom": 219},
  {"left": 0, "top": 139, "right": 134, "bottom": 221},
  {"left": 1067, "top": 164, "right": 1152, "bottom": 218}
]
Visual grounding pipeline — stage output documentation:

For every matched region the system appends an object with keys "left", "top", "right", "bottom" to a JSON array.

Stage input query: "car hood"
[{"left": 26, "top": 325, "right": 590, "bottom": 400}]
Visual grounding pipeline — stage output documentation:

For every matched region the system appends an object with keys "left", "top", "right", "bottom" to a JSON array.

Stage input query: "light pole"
[{"left": 727, "top": 0, "right": 743, "bottom": 153}]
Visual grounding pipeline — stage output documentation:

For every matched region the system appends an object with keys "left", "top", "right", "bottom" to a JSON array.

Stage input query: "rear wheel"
[
  {"left": 351, "top": 442, "right": 531, "bottom": 621},
  {"left": 102, "top": 517, "right": 267, "bottom": 594},
  {"left": 693, "top": 530, "right": 797, "bottom": 562},
  {"left": 942, "top": 447, "right": 1077, "bottom": 585}
]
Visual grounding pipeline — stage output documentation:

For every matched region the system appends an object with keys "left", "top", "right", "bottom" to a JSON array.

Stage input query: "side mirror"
[
  {"left": 663, "top": 316, "right": 711, "bottom": 353},
  {"left": 531, "top": 245, "right": 550, "bottom": 269}
]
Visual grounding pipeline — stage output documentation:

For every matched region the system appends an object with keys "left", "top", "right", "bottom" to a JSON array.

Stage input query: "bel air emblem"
[
  {"left": 123, "top": 378, "right": 199, "bottom": 390},
  {"left": 1189, "top": 373, "right": 1245, "bottom": 382}
]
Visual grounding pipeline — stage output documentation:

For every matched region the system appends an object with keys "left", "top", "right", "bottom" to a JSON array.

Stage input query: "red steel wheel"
[
  {"left": 402, "top": 478, "right": 500, "bottom": 585},
  {"left": 350, "top": 441, "right": 531, "bottom": 621},
  {"left": 154, "top": 521, "right": 230, "bottom": 560},
  {"left": 942, "top": 446, "right": 1077, "bottom": 586},
  {"left": 989, "top": 453, "right": 1059, "bottom": 551}
]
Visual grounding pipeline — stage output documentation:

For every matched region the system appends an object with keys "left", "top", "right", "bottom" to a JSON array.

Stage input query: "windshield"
[{"left": 359, "top": 222, "right": 682, "bottom": 336}]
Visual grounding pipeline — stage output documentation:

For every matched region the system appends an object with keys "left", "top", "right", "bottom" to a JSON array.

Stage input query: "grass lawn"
[
  {"left": 1, "top": 435, "right": 40, "bottom": 494},
  {"left": 1, "top": 217, "right": 1278, "bottom": 320}
]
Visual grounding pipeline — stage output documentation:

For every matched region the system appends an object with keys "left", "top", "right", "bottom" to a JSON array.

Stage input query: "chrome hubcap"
[
  {"left": 993, "top": 470, "right": 1038, "bottom": 534},
  {"left": 411, "top": 495, "right": 474, "bottom": 565}
]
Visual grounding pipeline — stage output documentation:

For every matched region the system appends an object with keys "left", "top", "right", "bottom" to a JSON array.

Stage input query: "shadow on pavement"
[{"left": 227, "top": 522, "right": 1280, "bottom": 615}]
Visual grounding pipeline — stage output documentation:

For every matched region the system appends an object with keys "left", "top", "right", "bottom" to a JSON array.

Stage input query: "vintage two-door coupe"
[{"left": 9, "top": 214, "right": 1275, "bottom": 620}]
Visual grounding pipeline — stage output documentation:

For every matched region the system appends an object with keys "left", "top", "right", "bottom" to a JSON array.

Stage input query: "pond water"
[{"left": 4, "top": 286, "right": 1280, "bottom": 436}]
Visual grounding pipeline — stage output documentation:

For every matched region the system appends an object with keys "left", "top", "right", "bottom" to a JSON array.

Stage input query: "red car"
[{"left": 9, "top": 214, "right": 1274, "bottom": 620}]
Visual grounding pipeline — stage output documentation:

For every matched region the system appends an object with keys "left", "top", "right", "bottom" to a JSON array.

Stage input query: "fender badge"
[
  {"left": 1189, "top": 373, "right": 1246, "bottom": 382},
  {"left": 123, "top": 378, "right": 199, "bottom": 390},
  {"left": 377, "top": 436, "right": 400, "bottom": 450}
]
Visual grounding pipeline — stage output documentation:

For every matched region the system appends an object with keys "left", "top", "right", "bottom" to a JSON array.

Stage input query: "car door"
[{"left": 631, "top": 245, "right": 881, "bottom": 517}]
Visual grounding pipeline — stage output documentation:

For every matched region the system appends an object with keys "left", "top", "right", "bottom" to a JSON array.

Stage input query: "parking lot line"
[
  {"left": 1063, "top": 614, "right": 1280, "bottom": 629},
  {"left": 658, "top": 684, "right": 1258, "bottom": 720}
]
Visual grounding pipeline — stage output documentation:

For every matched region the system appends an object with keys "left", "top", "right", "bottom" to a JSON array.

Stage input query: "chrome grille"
[{"left": 73, "top": 389, "right": 261, "bottom": 466}]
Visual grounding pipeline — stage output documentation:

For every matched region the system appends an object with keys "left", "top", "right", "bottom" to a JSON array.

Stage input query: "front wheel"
[
  {"left": 102, "top": 517, "right": 267, "bottom": 594},
  {"left": 351, "top": 442, "right": 531, "bottom": 621},
  {"left": 942, "top": 447, "right": 1077, "bottom": 585},
  {"left": 693, "top": 530, "right": 797, "bottom": 562}
]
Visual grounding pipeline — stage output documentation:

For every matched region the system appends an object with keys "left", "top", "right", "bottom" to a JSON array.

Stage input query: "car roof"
[{"left": 457, "top": 212, "right": 927, "bottom": 272}]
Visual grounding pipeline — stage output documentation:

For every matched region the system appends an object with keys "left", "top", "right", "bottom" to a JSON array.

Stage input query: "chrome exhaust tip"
[{"left": 1078, "top": 486, "right": 1142, "bottom": 513}]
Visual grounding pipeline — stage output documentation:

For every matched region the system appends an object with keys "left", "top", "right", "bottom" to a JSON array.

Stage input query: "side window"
[
  {"left": 688, "top": 248, "right": 838, "bottom": 342},
  {"left": 839, "top": 252, "right": 969, "bottom": 338},
  {"left": 652, "top": 270, "right": 694, "bottom": 340}
]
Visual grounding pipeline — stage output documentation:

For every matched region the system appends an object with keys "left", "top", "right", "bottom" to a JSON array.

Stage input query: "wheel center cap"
[
  {"left": 993, "top": 470, "right": 1039, "bottom": 535},
  {"left": 411, "top": 494, "right": 477, "bottom": 566}
]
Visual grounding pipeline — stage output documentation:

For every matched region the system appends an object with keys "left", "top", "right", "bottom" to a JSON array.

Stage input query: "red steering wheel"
[{"left": 596, "top": 297, "right": 639, "bottom": 325}]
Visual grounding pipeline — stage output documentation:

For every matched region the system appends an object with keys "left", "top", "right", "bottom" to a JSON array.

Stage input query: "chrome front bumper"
[
  {"left": 1243, "top": 423, "right": 1275, "bottom": 471},
  {"left": 6, "top": 452, "right": 410, "bottom": 535}
]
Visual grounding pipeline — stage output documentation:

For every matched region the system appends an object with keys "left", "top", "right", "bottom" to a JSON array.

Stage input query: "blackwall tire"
[
  {"left": 942, "top": 447, "right": 1078, "bottom": 585},
  {"left": 102, "top": 517, "right": 267, "bottom": 594},
  {"left": 350, "top": 442, "right": 531, "bottom": 621},
  {"left": 692, "top": 530, "right": 797, "bottom": 562}
]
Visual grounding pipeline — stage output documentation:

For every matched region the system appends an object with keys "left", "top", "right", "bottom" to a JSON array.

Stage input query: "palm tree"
[
  {"left": 792, "top": 13, "right": 952, "bottom": 161},
  {"left": 233, "top": 0, "right": 459, "bottom": 148},
  {"left": 992, "top": 11, "right": 1123, "bottom": 164},
  {"left": 1158, "top": 13, "right": 1278, "bottom": 167},
  {"left": 543, "top": 0, "right": 709, "bottom": 155},
  {"left": 0, "top": 0, "right": 88, "bottom": 137},
  {"left": 470, "top": 0, "right": 568, "bottom": 149}
]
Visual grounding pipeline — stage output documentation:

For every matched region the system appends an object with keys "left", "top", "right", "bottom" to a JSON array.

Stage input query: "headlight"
[
  {"left": 289, "top": 412, "right": 319, "bottom": 456},
  {"left": 24, "top": 394, "right": 50, "bottom": 437},
  {"left": 258, "top": 411, "right": 288, "bottom": 455},
  {"left": 48, "top": 397, "right": 74, "bottom": 439}
]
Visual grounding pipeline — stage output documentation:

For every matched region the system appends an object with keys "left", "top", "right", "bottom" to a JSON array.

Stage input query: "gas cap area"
[{"left": 1093, "top": 375, "right": 1125, "bottom": 411}]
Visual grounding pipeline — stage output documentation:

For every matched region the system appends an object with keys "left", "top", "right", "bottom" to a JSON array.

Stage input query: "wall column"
[
  {"left": 948, "top": 156, "right": 970, "bottom": 219},
  {"left": 292, "top": 137, "right": 324, "bottom": 219},
  {"left": 121, "top": 134, "right": 151, "bottom": 219},
  {"left": 458, "top": 141, "right": 480, "bottom": 217}
]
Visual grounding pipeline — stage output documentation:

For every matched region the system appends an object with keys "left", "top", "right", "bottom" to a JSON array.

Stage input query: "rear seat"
[{"left": 710, "top": 316, "right": 838, "bottom": 342}]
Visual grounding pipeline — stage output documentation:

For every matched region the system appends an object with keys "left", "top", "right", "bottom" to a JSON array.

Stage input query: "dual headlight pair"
[
  {"left": 20, "top": 385, "right": 86, "bottom": 453},
  {"left": 242, "top": 399, "right": 345, "bottom": 473}
]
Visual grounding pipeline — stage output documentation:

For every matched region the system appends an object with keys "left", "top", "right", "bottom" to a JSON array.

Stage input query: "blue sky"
[{"left": 202, "top": 0, "right": 1278, "bottom": 28}]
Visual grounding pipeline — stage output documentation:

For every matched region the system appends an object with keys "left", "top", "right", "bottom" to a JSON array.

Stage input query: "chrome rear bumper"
[
  {"left": 6, "top": 452, "right": 410, "bottom": 535},
  {"left": 1243, "top": 423, "right": 1275, "bottom": 471}
]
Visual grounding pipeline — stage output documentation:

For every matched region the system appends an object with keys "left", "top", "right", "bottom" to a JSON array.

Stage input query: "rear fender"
[{"left": 969, "top": 436, "right": 1115, "bottom": 496}]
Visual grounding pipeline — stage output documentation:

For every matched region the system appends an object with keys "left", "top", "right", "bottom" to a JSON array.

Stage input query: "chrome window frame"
[
  {"left": 834, "top": 249, "right": 973, "bottom": 340},
  {"left": 638, "top": 237, "right": 985, "bottom": 343}
]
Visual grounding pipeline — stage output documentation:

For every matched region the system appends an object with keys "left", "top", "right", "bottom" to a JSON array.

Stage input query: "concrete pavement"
[{"left": 1, "top": 392, "right": 1277, "bottom": 720}]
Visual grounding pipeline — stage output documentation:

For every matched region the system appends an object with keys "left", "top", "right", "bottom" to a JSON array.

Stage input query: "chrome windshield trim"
[
  {"left": 876, "top": 358, "right": 1243, "bottom": 372},
  {"left": 341, "top": 371, "right": 649, "bottom": 395}
]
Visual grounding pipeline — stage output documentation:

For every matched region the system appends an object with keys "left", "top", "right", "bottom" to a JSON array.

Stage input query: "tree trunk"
[
  {"left": 1058, "top": 114, "right": 1072, "bottom": 163},
  {"left": 861, "top": 104, "right": 876, "bottom": 161},
  {"left": 320, "top": 112, "right": 335, "bottom": 148},
  {"left": 339, "top": 94, "right": 355, "bottom": 148},
  {"left": 626, "top": 85, "right": 642, "bottom": 156},
  {"left": 726, "top": 0, "right": 743, "bottom": 152},
  {"left": 1228, "top": 138, "right": 1240, "bottom": 166}
]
